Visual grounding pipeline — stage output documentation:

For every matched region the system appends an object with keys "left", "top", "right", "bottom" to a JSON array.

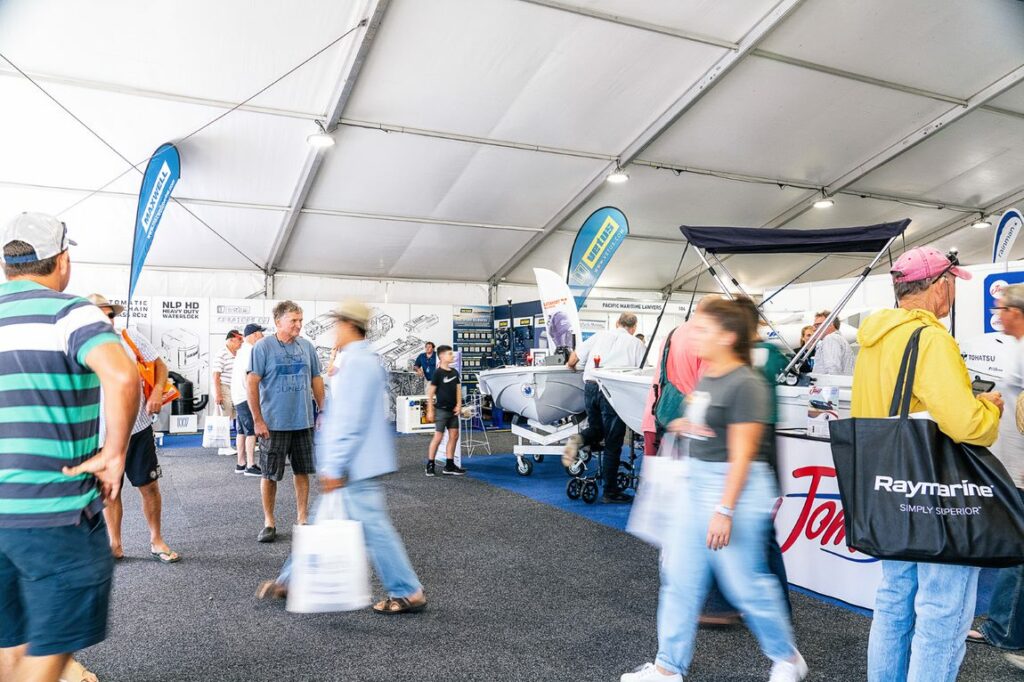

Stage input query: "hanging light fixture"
[
  {"left": 971, "top": 214, "right": 992, "bottom": 229},
  {"left": 606, "top": 164, "right": 629, "bottom": 184},
  {"left": 306, "top": 120, "right": 335, "bottom": 148},
  {"left": 813, "top": 189, "right": 834, "bottom": 209}
]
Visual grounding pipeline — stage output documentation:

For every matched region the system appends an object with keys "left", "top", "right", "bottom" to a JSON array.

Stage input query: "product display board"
[
  {"left": 453, "top": 305, "right": 494, "bottom": 395},
  {"left": 775, "top": 433, "right": 881, "bottom": 609}
]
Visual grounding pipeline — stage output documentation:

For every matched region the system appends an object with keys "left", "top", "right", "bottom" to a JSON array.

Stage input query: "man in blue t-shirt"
[
  {"left": 247, "top": 301, "right": 324, "bottom": 543},
  {"left": 413, "top": 341, "right": 437, "bottom": 382}
]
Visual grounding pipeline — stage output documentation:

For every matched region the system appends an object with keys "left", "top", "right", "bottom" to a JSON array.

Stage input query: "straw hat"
[{"left": 86, "top": 293, "right": 125, "bottom": 316}]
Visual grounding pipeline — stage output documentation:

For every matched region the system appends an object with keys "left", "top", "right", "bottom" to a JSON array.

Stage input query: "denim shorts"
[
  {"left": 235, "top": 401, "right": 255, "bottom": 436},
  {"left": 0, "top": 513, "right": 114, "bottom": 656}
]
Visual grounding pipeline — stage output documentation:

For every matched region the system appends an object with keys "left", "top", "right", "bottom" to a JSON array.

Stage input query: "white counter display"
[{"left": 775, "top": 430, "right": 880, "bottom": 609}]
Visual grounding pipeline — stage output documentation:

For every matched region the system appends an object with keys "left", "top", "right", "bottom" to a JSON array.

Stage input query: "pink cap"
[{"left": 890, "top": 246, "right": 971, "bottom": 283}]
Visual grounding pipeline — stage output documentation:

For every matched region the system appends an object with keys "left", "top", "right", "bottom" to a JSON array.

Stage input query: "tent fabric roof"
[
  {"left": 680, "top": 220, "right": 910, "bottom": 255},
  {"left": 1, "top": 0, "right": 1023, "bottom": 293}
]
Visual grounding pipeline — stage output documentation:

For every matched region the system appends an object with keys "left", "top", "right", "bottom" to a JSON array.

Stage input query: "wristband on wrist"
[{"left": 714, "top": 505, "right": 734, "bottom": 518}]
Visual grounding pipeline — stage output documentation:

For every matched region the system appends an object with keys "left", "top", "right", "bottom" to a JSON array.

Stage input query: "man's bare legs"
[
  {"left": 102, "top": 498, "right": 124, "bottom": 559},
  {"left": 294, "top": 474, "right": 309, "bottom": 526},
  {"left": 237, "top": 435, "right": 256, "bottom": 469},
  {"left": 138, "top": 481, "right": 174, "bottom": 557},
  {"left": 0, "top": 645, "right": 71, "bottom": 682},
  {"left": 261, "top": 479, "right": 277, "bottom": 529}
]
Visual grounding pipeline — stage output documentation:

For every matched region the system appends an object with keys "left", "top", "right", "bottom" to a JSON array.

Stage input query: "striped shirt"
[
  {"left": 213, "top": 345, "right": 235, "bottom": 388},
  {"left": 0, "top": 280, "right": 119, "bottom": 528}
]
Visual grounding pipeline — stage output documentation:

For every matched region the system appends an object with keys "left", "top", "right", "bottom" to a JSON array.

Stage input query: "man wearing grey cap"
[{"left": 0, "top": 213, "right": 139, "bottom": 682}]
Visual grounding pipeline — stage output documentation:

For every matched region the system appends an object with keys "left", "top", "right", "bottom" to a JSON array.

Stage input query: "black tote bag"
[{"left": 829, "top": 326, "right": 1024, "bottom": 568}]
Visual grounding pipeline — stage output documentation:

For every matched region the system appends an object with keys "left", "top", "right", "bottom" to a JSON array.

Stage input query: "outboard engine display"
[{"left": 168, "top": 371, "right": 209, "bottom": 415}]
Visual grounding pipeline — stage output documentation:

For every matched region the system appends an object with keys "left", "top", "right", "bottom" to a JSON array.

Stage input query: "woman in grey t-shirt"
[{"left": 620, "top": 300, "right": 807, "bottom": 682}]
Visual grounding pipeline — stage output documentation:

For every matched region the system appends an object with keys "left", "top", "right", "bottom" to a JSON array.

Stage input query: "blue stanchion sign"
[
  {"left": 566, "top": 206, "right": 628, "bottom": 309},
  {"left": 129, "top": 143, "right": 180, "bottom": 301}
]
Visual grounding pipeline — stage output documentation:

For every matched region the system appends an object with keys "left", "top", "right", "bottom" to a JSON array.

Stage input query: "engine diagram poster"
[{"left": 151, "top": 297, "right": 211, "bottom": 412}]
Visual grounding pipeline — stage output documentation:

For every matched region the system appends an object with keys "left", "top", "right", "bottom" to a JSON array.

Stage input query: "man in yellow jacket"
[{"left": 853, "top": 246, "right": 1003, "bottom": 682}]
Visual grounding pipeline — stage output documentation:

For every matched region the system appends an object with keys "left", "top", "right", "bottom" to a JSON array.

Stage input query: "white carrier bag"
[
  {"left": 201, "top": 407, "right": 232, "bottom": 450},
  {"left": 287, "top": 491, "right": 372, "bottom": 613},
  {"left": 626, "top": 433, "right": 690, "bottom": 548}
]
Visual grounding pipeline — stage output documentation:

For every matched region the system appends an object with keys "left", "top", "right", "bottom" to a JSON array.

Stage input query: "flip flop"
[
  {"left": 256, "top": 580, "right": 288, "bottom": 600},
  {"left": 150, "top": 549, "right": 181, "bottom": 564},
  {"left": 60, "top": 658, "right": 98, "bottom": 682},
  {"left": 372, "top": 595, "right": 427, "bottom": 614},
  {"left": 967, "top": 629, "right": 988, "bottom": 644}
]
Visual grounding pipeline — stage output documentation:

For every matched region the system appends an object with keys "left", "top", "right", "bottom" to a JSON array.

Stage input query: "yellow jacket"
[{"left": 851, "top": 308, "right": 1000, "bottom": 446}]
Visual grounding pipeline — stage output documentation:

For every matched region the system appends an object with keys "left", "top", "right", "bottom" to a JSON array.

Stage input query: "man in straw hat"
[{"left": 258, "top": 299, "right": 426, "bottom": 614}]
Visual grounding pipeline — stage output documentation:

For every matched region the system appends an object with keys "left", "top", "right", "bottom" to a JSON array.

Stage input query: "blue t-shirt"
[
  {"left": 250, "top": 335, "right": 321, "bottom": 431},
  {"left": 414, "top": 352, "right": 437, "bottom": 381}
]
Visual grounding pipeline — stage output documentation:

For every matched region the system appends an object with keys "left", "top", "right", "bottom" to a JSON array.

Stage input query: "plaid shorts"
[{"left": 258, "top": 429, "right": 315, "bottom": 481}]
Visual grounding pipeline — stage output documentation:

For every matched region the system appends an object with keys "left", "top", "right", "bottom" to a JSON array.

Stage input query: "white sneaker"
[
  {"left": 620, "top": 662, "right": 683, "bottom": 682},
  {"left": 1006, "top": 652, "right": 1024, "bottom": 671},
  {"left": 562, "top": 434, "right": 583, "bottom": 468},
  {"left": 218, "top": 447, "right": 237, "bottom": 456},
  {"left": 769, "top": 652, "right": 808, "bottom": 682}
]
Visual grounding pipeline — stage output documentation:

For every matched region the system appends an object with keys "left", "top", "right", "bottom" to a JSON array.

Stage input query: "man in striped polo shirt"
[
  {"left": 213, "top": 329, "right": 243, "bottom": 457},
  {"left": 0, "top": 213, "right": 139, "bottom": 682}
]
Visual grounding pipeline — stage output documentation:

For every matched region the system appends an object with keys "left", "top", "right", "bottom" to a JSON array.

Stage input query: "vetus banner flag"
[
  {"left": 566, "top": 207, "right": 628, "bottom": 309},
  {"left": 130, "top": 143, "right": 180, "bottom": 302}
]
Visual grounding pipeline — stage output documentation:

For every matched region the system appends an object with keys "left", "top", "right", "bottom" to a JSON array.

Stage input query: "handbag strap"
[
  {"left": 121, "top": 328, "right": 145, "bottom": 363},
  {"left": 889, "top": 326, "right": 926, "bottom": 419}
]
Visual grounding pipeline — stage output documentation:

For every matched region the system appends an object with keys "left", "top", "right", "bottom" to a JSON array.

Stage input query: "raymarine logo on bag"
[{"left": 874, "top": 476, "right": 994, "bottom": 498}]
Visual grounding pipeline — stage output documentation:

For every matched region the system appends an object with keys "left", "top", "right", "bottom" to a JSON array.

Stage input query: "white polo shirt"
[
  {"left": 575, "top": 327, "right": 645, "bottom": 382},
  {"left": 230, "top": 341, "right": 254, "bottom": 406}
]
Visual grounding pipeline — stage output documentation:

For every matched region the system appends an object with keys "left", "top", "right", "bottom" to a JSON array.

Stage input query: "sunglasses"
[
  {"left": 991, "top": 306, "right": 1024, "bottom": 314},
  {"left": 106, "top": 312, "right": 117, "bottom": 319}
]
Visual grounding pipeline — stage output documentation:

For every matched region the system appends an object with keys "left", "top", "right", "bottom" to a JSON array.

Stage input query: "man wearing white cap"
[
  {"left": 853, "top": 246, "right": 1003, "bottom": 682},
  {"left": 0, "top": 213, "right": 139, "bottom": 682}
]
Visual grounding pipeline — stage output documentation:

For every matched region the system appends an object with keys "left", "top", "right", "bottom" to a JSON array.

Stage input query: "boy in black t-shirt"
[{"left": 425, "top": 345, "right": 465, "bottom": 476}]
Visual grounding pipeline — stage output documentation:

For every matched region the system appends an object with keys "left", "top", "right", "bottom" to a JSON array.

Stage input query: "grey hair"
[
  {"left": 893, "top": 278, "right": 932, "bottom": 301},
  {"left": 272, "top": 300, "right": 302, "bottom": 321},
  {"left": 617, "top": 312, "right": 638, "bottom": 329},
  {"left": 1001, "top": 284, "right": 1024, "bottom": 310}
]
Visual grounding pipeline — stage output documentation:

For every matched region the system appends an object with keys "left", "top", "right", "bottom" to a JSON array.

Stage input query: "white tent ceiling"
[{"left": 1, "top": 0, "right": 1023, "bottom": 296}]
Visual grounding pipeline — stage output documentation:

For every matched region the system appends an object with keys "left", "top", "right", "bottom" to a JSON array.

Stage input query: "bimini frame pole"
[
  {"left": 782, "top": 235, "right": 899, "bottom": 377},
  {"left": 705, "top": 251, "right": 796, "bottom": 355},
  {"left": 695, "top": 248, "right": 735, "bottom": 300}
]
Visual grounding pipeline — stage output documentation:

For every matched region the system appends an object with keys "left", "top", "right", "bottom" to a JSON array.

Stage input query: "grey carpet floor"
[{"left": 77, "top": 432, "right": 1015, "bottom": 681}]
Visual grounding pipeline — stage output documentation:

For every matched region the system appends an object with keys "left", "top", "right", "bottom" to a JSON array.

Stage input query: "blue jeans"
[
  {"left": 980, "top": 489, "right": 1024, "bottom": 650},
  {"left": 867, "top": 560, "right": 979, "bottom": 682},
  {"left": 655, "top": 460, "right": 796, "bottom": 675},
  {"left": 278, "top": 479, "right": 422, "bottom": 598},
  {"left": 704, "top": 527, "right": 791, "bottom": 617}
]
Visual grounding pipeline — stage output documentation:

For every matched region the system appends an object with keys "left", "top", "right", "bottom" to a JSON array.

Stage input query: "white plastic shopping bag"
[
  {"left": 202, "top": 413, "right": 232, "bottom": 449},
  {"left": 287, "top": 492, "right": 372, "bottom": 613},
  {"left": 626, "top": 433, "right": 690, "bottom": 548}
]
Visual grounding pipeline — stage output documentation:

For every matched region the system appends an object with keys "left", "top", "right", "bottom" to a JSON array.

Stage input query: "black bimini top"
[{"left": 679, "top": 219, "right": 909, "bottom": 255}]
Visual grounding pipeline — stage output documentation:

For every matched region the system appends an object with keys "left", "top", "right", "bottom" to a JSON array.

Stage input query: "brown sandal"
[
  {"left": 255, "top": 580, "right": 288, "bottom": 601},
  {"left": 372, "top": 595, "right": 427, "bottom": 614}
]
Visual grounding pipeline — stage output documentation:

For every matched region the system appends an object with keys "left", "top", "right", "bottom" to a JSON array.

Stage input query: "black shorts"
[
  {"left": 434, "top": 408, "right": 459, "bottom": 432},
  {"left": 0, "top": 513, "right": 114, "bottom": 656},
  {"left": 235, "top": 401, "right": 255, "bottom": 436},
  {"left": 125, "top": 426, "right": 161, "bottom": 487},
  {"left": 259, "top": 429, "right": 315, "bottom": 481}
]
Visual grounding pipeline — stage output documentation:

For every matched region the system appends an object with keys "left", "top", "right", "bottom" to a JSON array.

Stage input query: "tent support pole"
[
  {"left": 641, "top": 242, "right": 689, "bottom": 367},
  {"left": 782, "top": 235, "right": 900, "bottom": 376},
  {"left": 705, "top": 252, "right": 796, "bottom": 355}
]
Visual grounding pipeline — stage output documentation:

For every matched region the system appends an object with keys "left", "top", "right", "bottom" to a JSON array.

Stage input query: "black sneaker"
[
  {"left": 234, "top": 464, "right": 246, "bottom": 475},
  {"left": 244, "top": 465, "right": 262, "bottom": 477},
  {"left": 425, "top": 461, "right": 436, "bottom": 477},
  {"left": 257, "top": 526, "right": 276, "bottom": 543},
  {"left": 601, "top": 491, "right": 634, "bottom": 504},
  {"left": 443, "top": 463, "right": 467, "bottom": 476}
]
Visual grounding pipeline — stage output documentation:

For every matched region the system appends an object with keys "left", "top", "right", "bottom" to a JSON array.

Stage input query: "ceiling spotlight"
[
  {"left": 606, "top": 166, "right": 629, "bottom": 184},
  {"left": 971, "top": 216, "right": 992, "bottom": 229},
  {"left": 813, "top": 189, "right": 834, "bottom": 209},
  {"left": 306, "top": 120, "right": 335, "bottom": 148}
]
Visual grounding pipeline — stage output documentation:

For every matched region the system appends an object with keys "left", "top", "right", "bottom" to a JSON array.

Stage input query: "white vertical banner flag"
[
  {"left": 993, "top": 209, "right": 1023, "bottom": 265},
  {"left": 533, "top": 268, "right": 582, "bottom": 351}
]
